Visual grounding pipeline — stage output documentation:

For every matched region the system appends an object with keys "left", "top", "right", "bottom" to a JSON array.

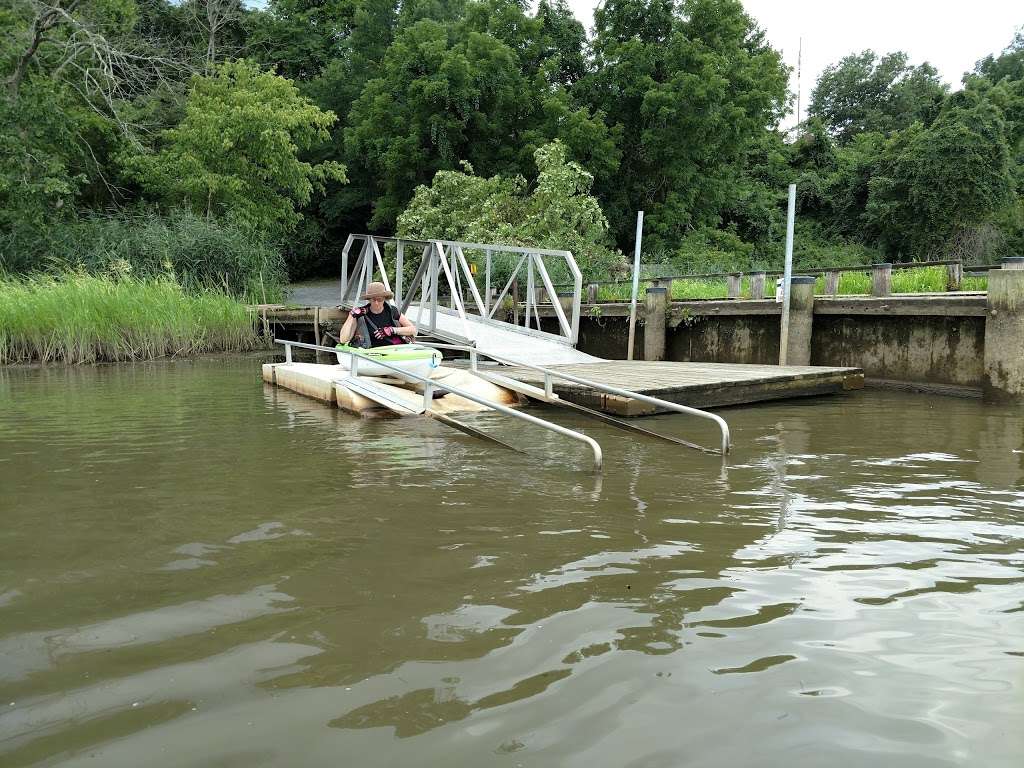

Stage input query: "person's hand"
[
  {"left": 373, "top": 325, "right": 395, "bottom": 340},
  {"left": 349, "top": 306, "right": 365, "bottom": 317}
]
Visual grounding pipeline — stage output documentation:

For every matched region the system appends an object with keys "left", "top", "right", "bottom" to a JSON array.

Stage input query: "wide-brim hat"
[{"left": 360, "top": 281, "right": 393, "bottom": 300}]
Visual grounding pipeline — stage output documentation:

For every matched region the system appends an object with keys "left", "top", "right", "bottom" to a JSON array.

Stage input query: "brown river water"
[{"left": 1, "top": 356, "right": 1022, "bottom": 767}]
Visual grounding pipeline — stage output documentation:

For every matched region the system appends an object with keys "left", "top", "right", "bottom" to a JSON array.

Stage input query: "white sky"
[{"left": 567, "top": 0, "right": 1023, "bottom": 126}]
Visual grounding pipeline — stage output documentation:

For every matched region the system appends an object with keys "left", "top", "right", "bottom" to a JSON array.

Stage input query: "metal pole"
[
  {"left": 779, "top": 184, "right": 796, "bottom": 365},
  {"left": 626, "top": 211, "right": 644, "bottom": 361},
  {"left": 484, "top": 249, "right": 491, "bottom": 315},
  {"left": 395, "top": 240, "right": 404, "bottom": 306}
]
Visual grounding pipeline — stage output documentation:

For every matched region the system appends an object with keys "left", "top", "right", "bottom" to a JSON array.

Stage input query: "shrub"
[{"left": 0, "top": 209, "right": 286, "bottom": 302}]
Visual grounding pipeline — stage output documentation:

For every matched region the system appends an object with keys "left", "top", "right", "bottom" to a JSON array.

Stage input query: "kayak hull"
[{"left": 334, "top": 344, "right": 441, "bottom": 379}]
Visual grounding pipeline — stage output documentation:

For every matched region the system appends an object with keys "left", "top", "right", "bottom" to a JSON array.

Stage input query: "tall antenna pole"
[{"left": 796, "top": 37, "right": 803, "bottom": 129}]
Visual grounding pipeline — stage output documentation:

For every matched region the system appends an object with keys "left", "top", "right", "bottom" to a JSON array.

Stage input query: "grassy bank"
[
  {"left": 594, "top": 266, "right": 989, "bottom": 301},
  {"left": 0, "top": 274, "right": 262, "bottom": 364}
]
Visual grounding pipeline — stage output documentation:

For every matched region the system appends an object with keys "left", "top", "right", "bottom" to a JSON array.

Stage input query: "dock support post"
[
  {"left": 984, "top": 258, "right": 1024, "bottom": 401},
  {"left": 871, "top": 263, "right": 892, "bottom": 296},
  {"left": 782, "top": 276, "right": 815, "bottom": 366},
  {"left": 557, "top": 291, "right": 574, "bottom": 319},
  {"left": 313, "top": 307, "right": 322, "bottom": 361},
  {"left": 644, "top": 286, "right": 668, "bottom": 361},
  {"left": 749, "top": 272, "right": 766, "bottom": 300},
  {"left": 586, "top": 282, "right": 599, "bottom": 304},
  {"left": 824, "top": 270, "right": 840, "bottom": 295},
  {"left": 727, "top": 272, "right": 742, "bottom": 299},
  {"left": 946, "top": 261, "right": 963, "bottom": 291}
]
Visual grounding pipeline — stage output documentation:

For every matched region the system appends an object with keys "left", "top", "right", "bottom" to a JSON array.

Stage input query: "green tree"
[
  {"left": 125, "top": 60, "right": 346, "bottom": 239},
  {"left": 865, "top": 95, "right": 1014, "bottom": 259},
  {"left": 809, "top": 50, "right": 947, "bottom": 144},
  {"left": 0, "top": 82, "right": 88, "bottom": 244},
  {"left": 344, "top": 6, "right": 615, "bottom": 230},
  {"left": 397, "top": 140, "right": 625, "bottom": 279},
  {"left": 721, "top": 129, "right": 792, "bottom": 252},
  {"left": 579, "top": 0, "right": 788, "bottom": 249},
  {"left": 1, "top": 0, "right": 161, "bottom": 238},
  {"left": 974, "top": 30, "right": 1024, "bottom": 85},
  {"left": 534, "top": 0, "right": 587, "bottom": 86},
  {"left": 246, "top": 0, "right": 360, "bottom": 81}
]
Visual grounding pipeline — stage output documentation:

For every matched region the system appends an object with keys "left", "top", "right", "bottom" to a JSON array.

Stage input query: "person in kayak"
[{"left": 339, "top": 281, "right": 418, "bottom": 348}]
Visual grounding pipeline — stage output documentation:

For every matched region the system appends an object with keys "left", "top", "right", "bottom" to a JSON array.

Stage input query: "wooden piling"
[
  {"left": 782, "top": 276, "right": 816, "bottom": 366},
  {"left": 750, "top": 272, "right": 766, "bottom": 300},
  {"left": 946, "top": 262, "right": 963, "bottom": 291},
  {"left": 643, "top": 287, "right": 668, "bottom": 361},
  {"left": 313, "top": 307, "right": 322, "bottom": 360},
  {"left": 727, "top": 273, "right": 743, "bottom": 299},
  {"left": 825, "top": 270, "right": 840, "bottom": 295},
  {"left": 871, "top": 263, "right": 892, "bottom": 297}
]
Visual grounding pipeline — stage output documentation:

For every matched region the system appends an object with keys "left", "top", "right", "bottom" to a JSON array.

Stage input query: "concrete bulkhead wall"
[
  {"left": 555, "top": 292, "right": 1003, "bottom": 395},
  {"left": 811, "top": 315, "right": 985, "bottom": 388},
  {"left": 984, "top": 265, "right": 1024, "bottom": 400}
]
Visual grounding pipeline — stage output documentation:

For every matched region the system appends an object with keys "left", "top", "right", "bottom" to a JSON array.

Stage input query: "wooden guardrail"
[{"left": 555, "top": 258, "right": 1000, "bottom": 300}]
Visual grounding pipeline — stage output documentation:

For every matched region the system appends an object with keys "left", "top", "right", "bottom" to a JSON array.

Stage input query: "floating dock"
[
  {"left": 496, "top": 360, "right": 864, "bottom": 416},
  {"left": 262, "top": 361, "right": 521, "bottom": 415},
  {"left": 258, "top": 235, "right": 871, "bottom": 465}
]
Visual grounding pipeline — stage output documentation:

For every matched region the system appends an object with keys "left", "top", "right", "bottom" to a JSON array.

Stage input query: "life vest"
[{"left": 353, "top": 303, "right": 410, "bottom": 347}]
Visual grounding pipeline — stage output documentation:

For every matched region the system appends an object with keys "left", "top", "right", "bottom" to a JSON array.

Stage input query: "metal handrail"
[
  {"left": 339, "top": 234, "right": 583, "bottom": 346},
  {"left": 417, "top": 342, "right": 731, "bottom": 456},
  {"left": 273, "top": 339, "right": 603, "bottom": 470}
]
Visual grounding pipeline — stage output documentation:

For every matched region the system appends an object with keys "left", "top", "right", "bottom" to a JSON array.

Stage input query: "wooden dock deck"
[{"left": 499, "top": 361, "right": 864, "bottom": 415}]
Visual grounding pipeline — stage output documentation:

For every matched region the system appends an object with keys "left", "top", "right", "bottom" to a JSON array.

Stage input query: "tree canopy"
[
  {"left": 125, "top": 60, "right": 347, "bottom": 239},
  {"left": 580, "top": 0, "right": 788, "bottom": 249},
  {"left": 398, "top": 140, "right": 625, "bottom": 277},
  {"left": 3, "top": 1, "right": 1023, "bottom": 282},
  {"left": 809, "top": 50, "right": 948, "bottom": 144}
]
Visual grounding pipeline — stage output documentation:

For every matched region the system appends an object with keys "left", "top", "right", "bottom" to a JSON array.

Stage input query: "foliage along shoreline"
[
  {"left": 0, "top": 274, "right": 263, "bottom": 365},
  {"left": 2, "top": 0, "right": 1022, "bottom": 297}
]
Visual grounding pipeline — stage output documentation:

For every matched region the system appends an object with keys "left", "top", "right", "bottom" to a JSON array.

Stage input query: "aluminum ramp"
[{"left": 406, "top": 303, "right": 600, "bottom": 365}]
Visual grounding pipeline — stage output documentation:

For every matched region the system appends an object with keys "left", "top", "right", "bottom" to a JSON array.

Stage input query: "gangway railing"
[
  {"left": 339, "top": 235, "right": 583, "bottom": 347},
  {"left": 273, "top": 338, "right": 729, "bottom": 458},
  {"left": 274, "top": 339, "right": 603, "bottom": 470},
  {"left": 418, "top": 342, "right": 731, "bottom": 456}
]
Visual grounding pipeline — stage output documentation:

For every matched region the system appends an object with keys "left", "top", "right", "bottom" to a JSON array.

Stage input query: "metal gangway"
[
  {"left": 274, "top": 339, "right": 731, "bottom": 470},
  {"left": 326, "top": 233, "right": 732, "bottom": 461},
  {"left": 339, "top": 235, "right": 596, "bottom": 365}
]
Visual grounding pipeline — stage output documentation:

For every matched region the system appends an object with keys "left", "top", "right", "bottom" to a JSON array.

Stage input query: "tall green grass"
[
  {"left": 814, "top": 266, "right": 990, "bottom": 295},
  {"left": 814, "top": 271, "right": 872, "bottom": 295},
  {"left": 0, "top": 274, "right": 261, "bottom": 364},
  {"left": 598, "top": 278, "right": 732, "bottom": 301},
  {"left": 962, "top": 275, "right": 989, "bottom": 291},
  {"left": 597, "top": 265, "right": 992, "bottom": 302}
]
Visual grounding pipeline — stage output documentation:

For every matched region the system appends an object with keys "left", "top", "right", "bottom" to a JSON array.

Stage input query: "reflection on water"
[{"left": 1, "top": 358, "right": 1022, "bottom": 767}]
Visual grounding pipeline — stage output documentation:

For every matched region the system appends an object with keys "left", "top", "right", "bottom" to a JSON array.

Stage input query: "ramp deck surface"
[{"left": 405, "top": 303, "right": 600, "bottom": 365}]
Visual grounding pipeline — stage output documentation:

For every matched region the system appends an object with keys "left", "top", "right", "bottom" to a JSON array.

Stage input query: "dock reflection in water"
[{"left": 0, "top": 358, "right": 1022, "bottom": 767}]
